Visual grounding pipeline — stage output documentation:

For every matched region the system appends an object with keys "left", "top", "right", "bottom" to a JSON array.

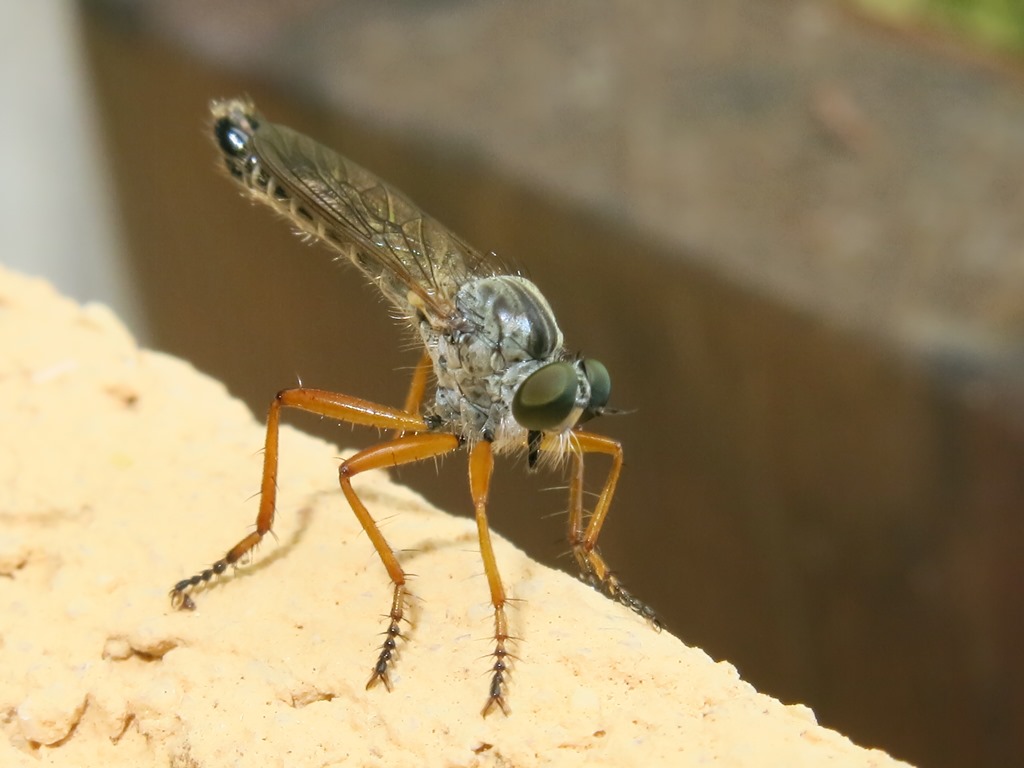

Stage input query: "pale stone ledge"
[{"left": 0, "top": 266, "right": 910, "bottom": 767}]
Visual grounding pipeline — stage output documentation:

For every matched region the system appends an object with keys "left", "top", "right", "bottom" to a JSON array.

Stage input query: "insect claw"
[
  {"left": 366, "top": 665, "right": 392, "bottom": 692},
  {"left": 481, "top": 680, "right": 510, "bottom": 717}
]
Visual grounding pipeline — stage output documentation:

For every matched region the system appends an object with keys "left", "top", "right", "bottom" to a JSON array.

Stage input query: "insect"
[{"left": 170, "top": 97, "right": 659, "bottom": 716}]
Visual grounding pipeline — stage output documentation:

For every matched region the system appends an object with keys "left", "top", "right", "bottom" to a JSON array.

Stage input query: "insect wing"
[{"left": 251, "top": 120, "right": 495, "bottom": 324}]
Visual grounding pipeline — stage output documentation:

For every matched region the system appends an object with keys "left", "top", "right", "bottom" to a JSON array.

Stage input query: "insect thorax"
[{"left": 422, "top": 275, "right": 566, "bottom": 449}]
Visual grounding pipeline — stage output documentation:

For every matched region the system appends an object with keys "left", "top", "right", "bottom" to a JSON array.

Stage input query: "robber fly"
[{"left": 170, "top": 97, "right": 659, "bottom": 716}]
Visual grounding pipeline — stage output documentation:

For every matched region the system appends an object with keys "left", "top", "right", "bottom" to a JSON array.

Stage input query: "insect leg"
[
  {"left": 467, "top": 440, "right": 513, "bottom": 717},
  {"left": 394, "top": 350, "right": 432, "bottom": 439},
  {"left": 562, "top": 431, "right": 661, "bottom": 628},
  {"left": 402, "top": 350, "right": 432, "bottom": 415},
  {"left": 169, "top": 387, "right": 429, "bottom": 610},
  {"left": 338, "top": 431, "right": 462, "bottom": 692}
]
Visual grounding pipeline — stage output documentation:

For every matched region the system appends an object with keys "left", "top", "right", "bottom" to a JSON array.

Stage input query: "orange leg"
[
  {"left": 468, "top": 440, "right": 513, "bottom": 716},
  {"left": 169, "top": 386, "right": 428, "bottom": 609},
  {"left": 341, "top": 432, "right": 462, "bottom": 690},
  {"left": 391, "top": 350, "right": 433, "bottom": 441},
  {"left": 559, "top": 431, "right": 661, "bottom": 628},
  {"left": 170, "top": 386, "right": 462, "bottom": 688},
  {"left": 401, "top": 350, "right": 433, "bottom": 417}
]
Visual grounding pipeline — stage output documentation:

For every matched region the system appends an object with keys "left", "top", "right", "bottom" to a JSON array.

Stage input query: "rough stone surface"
[{"left": 0, "top": 268, "right": 914, "bottom": 765}]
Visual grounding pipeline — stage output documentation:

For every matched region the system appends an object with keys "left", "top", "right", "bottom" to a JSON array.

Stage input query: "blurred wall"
[{"left": 0, "top": 2, "right": 142, "bottom": 334}]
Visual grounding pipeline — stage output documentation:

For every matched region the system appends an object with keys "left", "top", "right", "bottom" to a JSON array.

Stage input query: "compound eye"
[
  {"left": 578, "top": 358, "right": 611, "bottom": 424},
  {"left": 214, "top": 118, "right": 250, "bottom": 157},
  {"left": 583, "top": 358, "right": 610, "bottom": 411},
  {"left": 512, "top": 362, "right": 578, "bottom": 431}
]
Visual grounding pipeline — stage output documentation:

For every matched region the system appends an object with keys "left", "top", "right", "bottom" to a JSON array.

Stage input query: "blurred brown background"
[{"left": 12, "top": 2, "right": 1024, "bottom": 766}]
